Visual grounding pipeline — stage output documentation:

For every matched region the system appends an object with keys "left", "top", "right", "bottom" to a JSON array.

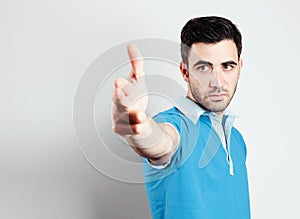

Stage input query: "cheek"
[
  {"left": 227, "top": 76, "right": 239, "bottom": 90},
  {"left": 190, "top": 74, "right": 210, "bottom": 88}
]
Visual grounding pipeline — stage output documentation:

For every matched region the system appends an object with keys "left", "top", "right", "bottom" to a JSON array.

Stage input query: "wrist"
[{"left": 126, "top": 118, "right": 166, "bottom": 149}]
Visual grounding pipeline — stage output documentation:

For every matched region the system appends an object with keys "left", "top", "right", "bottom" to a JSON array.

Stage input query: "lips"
[{"left": 208, "top": 93, "right": 227, "bottom": 101}]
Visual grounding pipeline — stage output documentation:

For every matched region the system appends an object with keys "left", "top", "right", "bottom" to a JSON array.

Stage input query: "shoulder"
[
  {"left": 152, "top": 107, "right": 192, "bottom": 133},
  {"left": 231, "top": 127, "right": 247, "bottom": 158},
  {"left": 152, "top": 107, "right": 184, "bottom": 124},
  {"left": 231, "top": 127, "right": 245, "bottom": 143},
  {"left": 153, "top": 107, "right": 182, "bottom": 118}
]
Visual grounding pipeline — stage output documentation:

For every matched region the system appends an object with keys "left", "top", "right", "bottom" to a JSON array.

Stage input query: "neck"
[
  {"left": 214, "top": 111, "right": 224, "bottom": 122},
  {"left": 186, "top": 92, "right": 225, "bottom": 122}
]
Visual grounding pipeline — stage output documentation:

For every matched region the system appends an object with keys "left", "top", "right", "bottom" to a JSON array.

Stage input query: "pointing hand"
[{"left": 112, "top": 44, "right": 149, "bottom": 136}]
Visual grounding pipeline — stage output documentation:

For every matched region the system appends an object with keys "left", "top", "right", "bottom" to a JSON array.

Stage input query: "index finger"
[{"left": 127, "top": 44, "right": 144, "bottom": 80}]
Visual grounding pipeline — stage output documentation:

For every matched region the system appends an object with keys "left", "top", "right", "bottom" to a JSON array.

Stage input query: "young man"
[{"left": 112, "top": 16, "right": 250, "bottom": 218}]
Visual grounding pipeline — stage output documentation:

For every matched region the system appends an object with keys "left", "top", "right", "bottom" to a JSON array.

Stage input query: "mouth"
[{"left": 208, "top": 93, "right": 227, "bottom": 101}]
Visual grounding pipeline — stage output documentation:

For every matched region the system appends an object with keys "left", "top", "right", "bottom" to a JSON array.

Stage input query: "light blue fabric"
[{"left": 143, "top": 97, "right": 250, "bottom": 219}]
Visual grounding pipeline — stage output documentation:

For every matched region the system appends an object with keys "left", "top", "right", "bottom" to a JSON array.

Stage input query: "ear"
[
  {"left": 180, "top": 61, "right": 189, "bottom": 82},
  {"left": 238, "top": 58, "right": 243, "bottom": 79}
]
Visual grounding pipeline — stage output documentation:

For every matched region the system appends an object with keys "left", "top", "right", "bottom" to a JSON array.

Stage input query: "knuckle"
[
  {"left": 112, "top": 125, "right": 120, "bottom": 134},
  {"left": 132, "top": 124, "right": 142, "bottom": 134},
  {"left": 129, "top": 111, "right": 140, "bottom": 124},
  {"left": 136, "top": 111, "right": 144, "bottom": 120},
  {"left": 131, "top": 124, "right": 138, "bottom": 134}
]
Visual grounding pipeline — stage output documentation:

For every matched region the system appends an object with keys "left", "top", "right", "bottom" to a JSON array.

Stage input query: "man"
[{"left": 112, "top": 16, "right": 250, "bottom": 218}]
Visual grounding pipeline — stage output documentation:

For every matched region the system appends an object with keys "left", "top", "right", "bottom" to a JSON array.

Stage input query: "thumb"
[
  {"left": 127, "top": 44, "right": 144, "bottom": 80},
  {"left": 114, "top": 77, "right": 128, "bottom": 89}
]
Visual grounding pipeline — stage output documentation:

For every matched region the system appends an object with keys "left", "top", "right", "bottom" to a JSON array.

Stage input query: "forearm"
[{"left": 126, "top": 117, "right": 176, "bottom": 162}]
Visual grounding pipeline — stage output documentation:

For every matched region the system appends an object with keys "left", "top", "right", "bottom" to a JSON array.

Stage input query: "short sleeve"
[{"left": 143, "top": 107, "right": 199, "bottom": 182}]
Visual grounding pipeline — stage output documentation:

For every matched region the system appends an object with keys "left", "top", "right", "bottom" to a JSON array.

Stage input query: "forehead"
[{"left": 189, "top": 40, "right": 238, "bottom": 64}]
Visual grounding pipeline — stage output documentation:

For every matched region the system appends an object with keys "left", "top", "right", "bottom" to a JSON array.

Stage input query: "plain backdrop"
[{"left": 1, "top": 0, "right": 300, "bottom": 218}]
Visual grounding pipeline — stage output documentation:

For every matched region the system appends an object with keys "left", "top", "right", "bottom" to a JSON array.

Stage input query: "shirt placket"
[{"left": 209, "top": 113, "right": 235, "bottom": 176}]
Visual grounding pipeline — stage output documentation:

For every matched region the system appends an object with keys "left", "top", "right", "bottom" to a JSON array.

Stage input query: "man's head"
[
  {"left": 180, "top": 16, "right": 243, "bottom": 115},
  {"left": 181, "top": 16, "right": 242, "bottom": 66}
]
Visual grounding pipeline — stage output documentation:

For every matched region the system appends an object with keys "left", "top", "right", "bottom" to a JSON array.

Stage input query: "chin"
[{"left": 207, "top": 102, "right": 228, "bottom": 113}]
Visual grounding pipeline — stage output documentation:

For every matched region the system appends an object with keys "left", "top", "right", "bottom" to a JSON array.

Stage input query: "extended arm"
[{"left": 111, "top": 44, "right": 179, "bottom": 164}]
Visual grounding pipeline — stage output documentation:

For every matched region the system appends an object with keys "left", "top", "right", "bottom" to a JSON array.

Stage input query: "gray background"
[{"left": 1, "top": 0, "right": 300, "bottom": 218}]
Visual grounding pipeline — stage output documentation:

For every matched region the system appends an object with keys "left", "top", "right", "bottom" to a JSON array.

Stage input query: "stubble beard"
[{"left": 189, "top": 82, "right": 238, "bottom": 113}]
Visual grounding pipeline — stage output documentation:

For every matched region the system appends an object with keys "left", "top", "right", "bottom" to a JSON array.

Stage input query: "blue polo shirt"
[{"left": 143, "top": 97, "right": 250, "bottom": 219}]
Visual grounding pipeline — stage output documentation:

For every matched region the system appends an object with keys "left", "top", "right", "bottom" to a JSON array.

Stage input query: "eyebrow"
[
  {"left": 222, "top": 61, "right": 238, "bottom": 66},
  {"left": 193, "top": 60, "right": 238, "bottom": 68},
  {"left": 193, "top": 60, "right": 213, "bottom": 68}
]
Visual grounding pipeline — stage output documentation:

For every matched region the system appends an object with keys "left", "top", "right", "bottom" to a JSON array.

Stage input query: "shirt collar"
[
  {"left": 175, "top": 96, "right": 206, "bottom": 124},
  {"left": 175, "top": 96, "right": 238, "bottom": 124}
]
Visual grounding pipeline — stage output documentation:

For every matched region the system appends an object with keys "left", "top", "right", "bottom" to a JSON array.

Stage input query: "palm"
[{"left": 125, "top": 76, "right": 148, "bottom": 112}]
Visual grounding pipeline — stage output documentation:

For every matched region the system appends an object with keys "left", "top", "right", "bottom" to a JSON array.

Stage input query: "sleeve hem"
[{"left": 147, "top": 122, "right": 180, "bottom": 169}]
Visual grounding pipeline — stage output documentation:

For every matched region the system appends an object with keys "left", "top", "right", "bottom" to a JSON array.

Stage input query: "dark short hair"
[{"left": 181, "top": 16, "right": 242, "bottom": 66}]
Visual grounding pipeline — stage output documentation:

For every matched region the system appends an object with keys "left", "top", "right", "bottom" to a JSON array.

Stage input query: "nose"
[{"left": 209, "top": 68, "right": 225, "bottom": 89}]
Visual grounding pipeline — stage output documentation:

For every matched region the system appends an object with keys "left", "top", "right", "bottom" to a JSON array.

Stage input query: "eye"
[
  {"left": 197, "top": 64, "right": 211, "bottom": 72},
  {"left": 223, "top": 64, "right": 234, "bottom": 71}
]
